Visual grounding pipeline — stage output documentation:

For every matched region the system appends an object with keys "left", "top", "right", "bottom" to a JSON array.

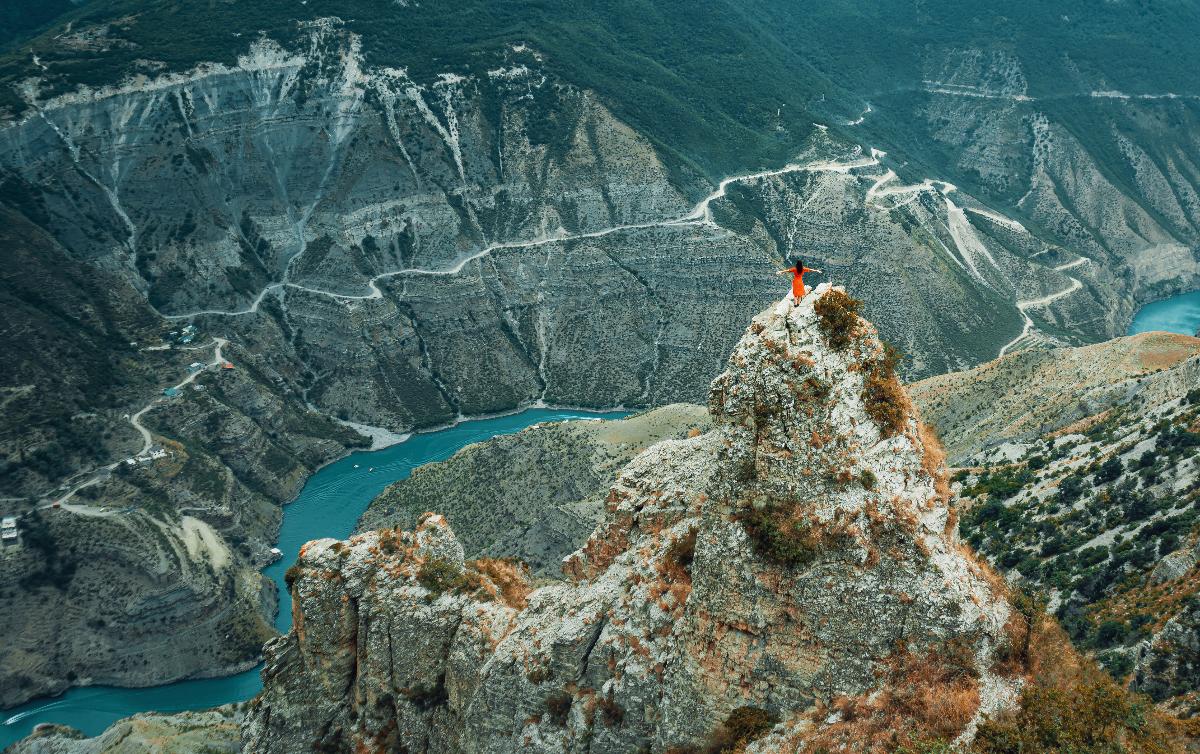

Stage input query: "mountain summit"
[{"left": 243, "top": 287, "right": 1017, "bottom": 752}]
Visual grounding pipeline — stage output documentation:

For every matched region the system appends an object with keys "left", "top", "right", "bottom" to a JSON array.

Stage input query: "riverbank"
[
  {"left": 1129, "top": 289, "right": 1200, "bottom": 336},
  {"left": 0, "top": 407, "right": 628, "bottom": 749}
]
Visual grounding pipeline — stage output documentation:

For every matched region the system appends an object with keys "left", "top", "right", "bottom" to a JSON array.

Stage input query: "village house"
[{"left": 1, "top": 516, "right": 19, "bottom": 547}]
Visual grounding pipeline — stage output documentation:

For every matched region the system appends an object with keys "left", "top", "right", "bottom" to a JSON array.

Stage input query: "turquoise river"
[
  {"left": 3, "top": 288, "right": 1199, "bottom": 748},
  {"left": 1, "top": 408, "right": 625, "bottom": 749},
  {"left": 1127, "top": 289, "right": 1200, "bottom": 337}
]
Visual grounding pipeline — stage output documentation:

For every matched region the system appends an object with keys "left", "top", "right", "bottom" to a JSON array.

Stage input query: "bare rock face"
[
  {"left": 242, "top": 288, "right": 1016, "bottom": 752},
  {"left": 359, "top": 404, "right": 712, "bottom": 576}
]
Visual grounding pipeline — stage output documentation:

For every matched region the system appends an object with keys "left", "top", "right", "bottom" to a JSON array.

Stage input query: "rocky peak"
[{"left": 243, "top": 287, "right": 1018, "bottom": 753}]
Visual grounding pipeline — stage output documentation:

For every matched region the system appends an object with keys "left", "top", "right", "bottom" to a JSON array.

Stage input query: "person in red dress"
[{"left": 778, "top": 258, "right": 822, "bottom": 304}]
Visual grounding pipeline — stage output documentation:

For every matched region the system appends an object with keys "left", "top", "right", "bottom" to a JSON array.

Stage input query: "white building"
[{"left": 1, "top": 516, "right": 18, "bottom": 543}]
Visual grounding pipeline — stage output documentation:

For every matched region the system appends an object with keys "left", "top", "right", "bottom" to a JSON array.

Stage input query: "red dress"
[{"left": 789, "top": 266, "right": 816, "bottom": 298}]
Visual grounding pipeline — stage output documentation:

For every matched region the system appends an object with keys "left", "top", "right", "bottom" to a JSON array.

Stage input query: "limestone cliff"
[
  {"left": 243, "top": 288, "right": 1017, "bottom": 752},
  {"left": 0, "top": 334, "right": 363, "bottom": 707},
  {"left": 2, "top": 23, "right": 1182, "bottom": 450},
  {"left": 3, "top": 21, "right": 1196, "bottom": 705}
]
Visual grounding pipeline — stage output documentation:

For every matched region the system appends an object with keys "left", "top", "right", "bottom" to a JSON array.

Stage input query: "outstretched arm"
[
  {"left": 776, "top": 269, "right": 793, "bottom": 276},
  {"left": 803, "top": 267, "right": 823, "bottom": 274}
]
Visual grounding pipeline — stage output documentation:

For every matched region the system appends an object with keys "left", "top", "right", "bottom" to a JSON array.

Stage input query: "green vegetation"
[
  {"left": 859, "top": 469, "right": 877, "bottom": 490},
  {"left": 0, "top": 0, "right": 835, "bottom": 181},
  {"left": 974, "top": 681, "right": 1169, "bottom": 754},
  {"left": 416, "top": 558, "right": 471, "bottom": 597},
  {"left": 5, "top": 0, "right": 1193, "bottom": 192},
  {"left": 897, "top": 739, "right": 956, "bottom": 754},
  {"left": 968, "top": 589, "right": 1196, "bottom": 754},
  {"left": 813, "top": 290, "right": 863, "bottom": 351},
  {"left": 1095, "top": 456, "right": 1125, "bottom": 485},
  {"left": 0, "top": 0, "right": 77, "bottom": 49},
  {"left": 284, "top": 563, "right": 303, "bottom": 591},
  {"left": 959, "top": 402, "right": 1200, "bottom": 687},
  {"left": 962, "top": 468, "right": 1033, "bottom": 501},
  {"left": 738, "top": 505, "right": 819, "bottom": 568},
  {"left": 17, "top": 510, "right": 77, "bottom": 590}
]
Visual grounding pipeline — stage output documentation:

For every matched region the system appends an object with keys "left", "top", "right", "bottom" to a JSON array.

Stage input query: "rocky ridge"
[
  {"left": 358, "top": 403, "right": 710, "bottom": 575},
  {"left": 910, "top": 331, "right": 1200, "bottom": 463},
  {"left": 243, "top": 288, "right": 1017, "bottom": 753},
  {"left": 340, "top": 331, "right": 1200, "bottom": 726},
  {"left": 942, "top": 343, "right": 1200, "bottom": 714}
]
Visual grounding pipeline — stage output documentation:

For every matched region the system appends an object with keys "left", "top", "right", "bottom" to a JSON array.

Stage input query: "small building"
[
  {"left": 1, "top": 517, "right": 19, "bottom": 544},
  {"left": 180, "top": 335, "right": 195, "bottom": 344},
  {"left": 188, "top": 362, "right": 205, "bottom": 372},
  {"left": 221, "top": 361, "right": 234, "bottom": 370},
  {"left": 163, "top": 387, "right": 181, "bottom": 398},
  {"left": 148, "top": 446, "right": 168, "bottom": 460}
]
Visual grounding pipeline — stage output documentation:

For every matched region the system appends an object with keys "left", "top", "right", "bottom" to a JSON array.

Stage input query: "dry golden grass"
[
  {"left": 973, "top": 598, "right": 1200, "bottom": 754},
  {"left": 469, "top": 557, "right": 532, "bottom": 609},
  {"left": 795, "top": 639, "right": 981, "bottom": 753},
  {"left": 917, "top": 421, "right": 950, "bottom": 502},
  {"left": 1134, "top": 332, "right": 1200, "bottom": 371}
]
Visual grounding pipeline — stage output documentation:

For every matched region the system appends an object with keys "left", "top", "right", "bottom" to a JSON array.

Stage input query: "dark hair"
[{"left": 789, "top": 257, "right": 804, "bottom": 270}]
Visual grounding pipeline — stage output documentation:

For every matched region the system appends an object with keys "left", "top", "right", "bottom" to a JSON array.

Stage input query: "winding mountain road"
[
  {"left": 162, "top": 154, "right": 883, "bottom": 319},
  {"left": 47, "top": 338, "right": 227, "bottom": 507},
  {"left": 158, "top": 148, "right": 1084, "bottom": 367},
  {"left": 999, "top": 278, "right": 1085, "bottom": 357}
]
